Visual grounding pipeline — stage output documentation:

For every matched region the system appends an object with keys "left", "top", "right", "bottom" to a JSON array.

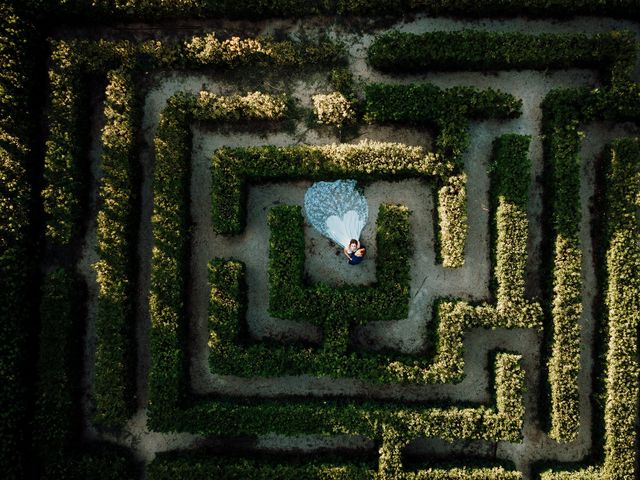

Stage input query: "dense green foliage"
[
  {"left": 601, "top": 139, "right": 640, "bottom": 480},
  {"left": 0, "top": 4, "right": 37, "bottom": 477},
  {"left": 148, "top": 451, "right": 523, "bottom": 479},
  {"left": 364, "top": 83, "right": 521, "bottom": 267},
  {"left": 211, "top": 141, "right": 444, "bottom": 234},
  {"left": 93, "top": 67, "right": 141, "bottom": 429},
  {"left": 368, "top": 30, "right": 636, "bottom": 86},
  {"left": 541, "top": 90, "right": 586, "bottom": 443},
  {"left": 22, "top": 0, "right": 640, "bottom": 20},
  {"left": 364, "top": 83, "right": 521, "bottom": 162}
]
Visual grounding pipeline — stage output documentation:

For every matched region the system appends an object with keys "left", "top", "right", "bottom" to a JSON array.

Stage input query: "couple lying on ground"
[
  {"left": 304, "top": 179, "right": 368, "bottom": 266},
  {"left": 343, "top": 239, "right": 366, "bottom": 265}
]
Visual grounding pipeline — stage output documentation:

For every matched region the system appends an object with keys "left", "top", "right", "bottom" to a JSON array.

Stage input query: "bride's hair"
[{"left": 349, "top": 239, "right": 358, "bottom": 246}]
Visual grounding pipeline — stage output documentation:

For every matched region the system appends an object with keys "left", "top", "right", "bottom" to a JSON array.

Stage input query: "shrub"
[
  {"left": 601, "top": 139, "right": 640, "bottom": 480},
  {"left": 211, "top": 141, "right": 445, "bottom": 235},
  {"left": 368, "top": 30, "right": 636, "bottom": 87},
  {"left": 541, "top": 92, "right": 585, "bottom": 443},
  {"left": 183, "top": 33, "right": 345, "bottom": 68},
  {"left": 92, "top": 66, "right": 141, "bottom": 429},
  {"left": 0, "top": 4, "right": 37, "bottom": 477},
  {"left": 312, "top": 92, "right": 356, "bottom": 127}
]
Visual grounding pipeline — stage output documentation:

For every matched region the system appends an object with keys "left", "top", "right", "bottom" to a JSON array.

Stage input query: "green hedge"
[
  {"left": 24, "top": 0, "right": 640, "bottom": 20},
  {"left": 368, "top": 30, "right": 636, "bottom": 86},
  {"left": 0, "top": 4, "right": 37, "bottom": 478},
  {"left": 364, "top": 83, "right": 521, "bottom": 267},
  {"left": 92, "top": 66, "right": 141, "bottom": 429},
  {"left": 148, "top": 451, "right": 523, "bottom": 479},
  {"left": 601, "top": 139, "right": 639, "bottom": 480},
  {"left": 33, "top": 268, "right": 82, "bottom": 478},
  {"left": 364, "top": 83, "right": 521, "bottom": 163},
  {"left": 211, "top": 141, "right": 445, "bottom": 235},
  {"left": 489, "top": 136, "right": 542, "bottom": 326},
  {"left": 540, "top": 89, "right": 585, "bottom": 443},
  {"left": 149, "top": 452, "right": 372, "bottom": 480}
]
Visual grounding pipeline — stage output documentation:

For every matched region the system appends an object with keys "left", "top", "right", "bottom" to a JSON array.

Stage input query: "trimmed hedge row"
[
  {"left": 184, "top": 33, "right": 345, "bottom": 68},
  {"left": 33, "top": 268, "right": 81, "bottom": 479},
  {"left": 601, "top": 139, "right": 639, "bottom": 480},
  {"left": 24, "top": 0, "right": 640, "bottom": 20},
  {"left": 92, "top": 65, "right": 141, "bottom": 429},
  {"left": 148, "top": 451, "right": 522, "bottom": 479},
  {"left": 368, "top": 30, "right": 636, "bottom": 87},
  {"left": 541, "top": 90, "right": 586, "bottom": 443},
  {"left": 489, "top": 135, "right": 542, "bottom": 326},
  {"left": 149, "top": 452, "right": 372, "bottom": 480},
  {"left": 211, "top": 141, "right": 445, "bottom": 235},
  {"left": 0, "top": 4, "right": 37, "bottom": 478}
]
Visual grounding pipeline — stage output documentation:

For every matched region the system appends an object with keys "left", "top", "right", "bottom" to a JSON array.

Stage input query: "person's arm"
[{"left": 343, "top": 246, "right": 351, "bottom": 259}]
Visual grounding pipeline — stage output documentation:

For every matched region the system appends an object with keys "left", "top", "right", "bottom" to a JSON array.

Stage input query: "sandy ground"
[{"left": 71, "top": 15, "right": 640, "bottom": 476}]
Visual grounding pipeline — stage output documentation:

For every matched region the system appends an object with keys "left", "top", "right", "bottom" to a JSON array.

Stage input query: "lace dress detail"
[{"left": 303, "top": 180, "right": 368, "bottom": 248}]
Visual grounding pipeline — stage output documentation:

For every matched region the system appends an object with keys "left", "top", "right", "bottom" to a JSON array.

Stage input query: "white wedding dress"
[{"left": 303, "top": 180, "right": 368, "bottom": 248}]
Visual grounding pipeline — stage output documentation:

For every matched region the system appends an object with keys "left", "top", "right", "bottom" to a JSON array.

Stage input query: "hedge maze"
[{"left": 2, "top": 2, "right": 639, "bottom": 479}]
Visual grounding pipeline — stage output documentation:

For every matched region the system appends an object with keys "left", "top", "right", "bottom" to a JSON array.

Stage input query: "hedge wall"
[
  {"left": 601, "top": 139, "right": 639, "bottom": 480},
  {"left": 0, "top": 4, "right": 38, "bottom": 478},
  {"left": 21, "top": 0, "right": 640, "bottom": 20},
  {"left": 368, "top": 30, "right": 636, "bottom": 87},
  {"left": 148, "top": 451, "right": 523, "bottom": 479},
  {"left": 211, "top": 142, "right": 444, "bottom": 235},
  {"left": 93, "top": 65, "right": 141, "bottom": 429}
]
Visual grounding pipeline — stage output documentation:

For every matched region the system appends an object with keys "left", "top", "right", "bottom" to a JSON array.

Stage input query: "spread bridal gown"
[{"left": 303, "top": 180, "right": 368, "bottom": 248}]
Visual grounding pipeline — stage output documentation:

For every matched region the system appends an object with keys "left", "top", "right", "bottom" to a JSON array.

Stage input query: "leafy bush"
[
  {"left": 368, "top": 30, "right": 636, "bottom": 86},
  {"left": 150, "top": 450, "right": 372, "bottom": 479},
  {"left": 541, "top": 91, "right": 585, "bottom": 443},
  {"left": 312, "top": 92, "right": 356, "bottom": 127},
  {"left": 33, "top": 268, "right": 82, "bottom": 479},
  {"left": 92, "top": 66, "right": 141, "bottom": 429},
  {"left": 183, "top": 32, "right": 345, "bottom": 68},
  {"left": 437, "top": 174, "right": 467, "bottom": 268},
  {"left": 0, "top": 4, "right": 37, "bottom": 477},
  {"left": 211, "top": 141, "right": 445, "bottom": 235},
  {"left": 27, "top": 0, "right": 640, "bottom": 20},
  {"left": 601, "top": 139, "right": 640, "bottom": 480}
]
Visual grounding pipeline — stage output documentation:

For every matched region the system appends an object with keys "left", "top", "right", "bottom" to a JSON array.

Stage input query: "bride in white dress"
[{"left": 303, "top": 179, "right": 368, "bottom": 255}]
